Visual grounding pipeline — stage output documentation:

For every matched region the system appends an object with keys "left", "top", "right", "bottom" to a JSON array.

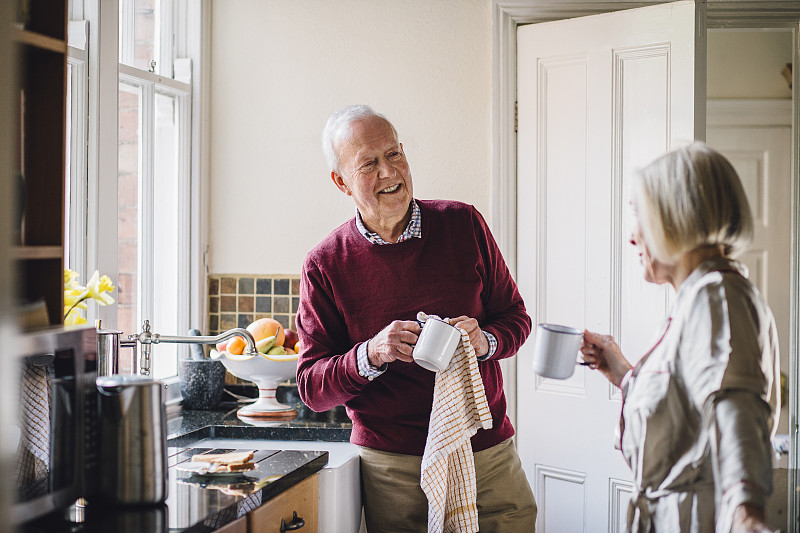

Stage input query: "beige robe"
[{"left": 620, "top": 257, "right": 780, "bottom": 533}]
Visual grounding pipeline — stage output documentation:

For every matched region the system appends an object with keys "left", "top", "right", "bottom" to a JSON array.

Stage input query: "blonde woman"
[{"left": 581, "top": 142, "right": 779, "bottom": 533}]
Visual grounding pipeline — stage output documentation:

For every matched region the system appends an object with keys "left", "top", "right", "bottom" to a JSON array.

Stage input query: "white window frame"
[
  {"left": 66, "top": 20, "right": 89, "bottom": 278},
  {"left": 118, "top": 65, "right": 192, "bottom": 372},
  {"left": 118, "top": 0, "right": 174, "bottom": 77},
  {"left": 77, "top": 0, "right": 206, "bottom": 401}
]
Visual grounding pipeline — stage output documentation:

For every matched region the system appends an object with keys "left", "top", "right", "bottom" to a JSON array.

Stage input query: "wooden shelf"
[
  {"left": 11, "top": 245, "right": 63, "bottom": 260},
  {"left": 10, "top": 1, "right": 67, "bottom": 328},
  {"left": 12, "top": 27, "right": 67, "bottom": 54}
]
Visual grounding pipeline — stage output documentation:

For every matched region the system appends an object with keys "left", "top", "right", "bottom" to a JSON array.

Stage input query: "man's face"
[{"left": 332, "top": 116, "right": 413, "bottom": 232}]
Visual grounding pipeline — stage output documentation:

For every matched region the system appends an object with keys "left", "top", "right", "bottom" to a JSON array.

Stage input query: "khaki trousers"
[{"left": 359, "top": 438, "right": 537, "bottom": 532}]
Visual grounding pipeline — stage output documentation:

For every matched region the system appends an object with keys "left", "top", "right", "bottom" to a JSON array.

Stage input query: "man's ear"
[{"left": 331, "top": 171, "right": 351, "bottom": 195}]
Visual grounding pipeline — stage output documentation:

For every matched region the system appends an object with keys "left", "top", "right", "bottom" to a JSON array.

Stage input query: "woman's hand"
[
  {"left": 367, "top": 320, "right": 422, "bottom": 367},
  {"left": 580, "top": 330, "right": 632, "bottom": 388},
  {"left": 449, "top": 316, "right": 489, "bottom": 357},
  {"left": 732, "top": 503, "right": 774, "bottom": 533}
]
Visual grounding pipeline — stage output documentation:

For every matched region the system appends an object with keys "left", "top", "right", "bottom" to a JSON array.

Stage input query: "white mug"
[
  {"left": 413, "top": 318, "right": 461, "bottom": 372},
  {"left": 532, "top": 323, "right": 584, "bottom": 379}
]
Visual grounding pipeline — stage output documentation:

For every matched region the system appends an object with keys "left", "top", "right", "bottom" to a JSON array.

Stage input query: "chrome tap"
[{"left": 129, "top": 319, "right": 258, "bottom": 375}]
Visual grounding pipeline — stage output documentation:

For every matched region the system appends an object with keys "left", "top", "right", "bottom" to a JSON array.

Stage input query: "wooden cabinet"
[
  {"left": 217, "top": 515, "right": 248, "bottom": 533},
  {"left": 248, "top": 474, "right": 319, "bottom": 533},
  {"left": 10, "top": 0, "right": 68, "bottom": 328}
]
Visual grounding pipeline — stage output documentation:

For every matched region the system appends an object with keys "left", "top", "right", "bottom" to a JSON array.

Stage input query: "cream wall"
[
  {"left": 208, "top": 4, "right": 791, "bottom": 276},
  {"left": 708, "top": 30, "right": 792, "bottom": 99},
  {"left": 209, "top": 0, "right": 492, "bottom": 275}
]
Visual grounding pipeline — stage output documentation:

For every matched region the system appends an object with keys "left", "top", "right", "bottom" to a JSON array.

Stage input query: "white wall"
[
  {"left": 208, "top": 6, "right": 792, "bottom": 277},
  {"left": 708, "top": 30, "right": 792, "bottom": 99},
  {"left": 209, "top": 0, "right": 492, "bottom": 275}
]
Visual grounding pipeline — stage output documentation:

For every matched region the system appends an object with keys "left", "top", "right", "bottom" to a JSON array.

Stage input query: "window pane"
[
  {"left": 120, "top": 0, "right": 162, "bottom": 73},
  {"left": 151, "top": 91, "right": 180, "bottom": 379},
  {"left": 65, "top": 54, "right": 88, "bottom": 279},
  {"left": 117, "top": 81, "right": 141, "bottom": 370},
  {"left": 64, "top": 62, "right": 73, "bottom": 268}
]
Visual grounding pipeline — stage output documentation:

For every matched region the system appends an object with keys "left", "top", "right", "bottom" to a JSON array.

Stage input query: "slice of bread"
[
  {"left": 204, "top": 461, "right": 255, "bottom": 473},
  {"left": 223, "top": 462, "right": 256, "bottom": 472},
  {"left": 191, "top": 450, "right": 254, "bottom": 465}
]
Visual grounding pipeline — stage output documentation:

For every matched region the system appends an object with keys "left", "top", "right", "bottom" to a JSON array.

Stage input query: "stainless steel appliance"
[
  {"left": 12, "top": 326, "right": 99, "bottom": 526},
  {"left": 96, "top": 321, "right": 138, "bottom": 376},
  {"left": 96, "top": 375, "right": 168, "bottom": 505}
]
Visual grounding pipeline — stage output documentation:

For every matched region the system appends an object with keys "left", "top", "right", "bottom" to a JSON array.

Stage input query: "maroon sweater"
[{"left": 296, "top": 199, "right": 531, "bottom": 455}]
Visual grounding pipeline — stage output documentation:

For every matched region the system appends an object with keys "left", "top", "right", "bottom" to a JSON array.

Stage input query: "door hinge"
[{"left": 514, "top": 101, "right": 518, "bottom": 133}]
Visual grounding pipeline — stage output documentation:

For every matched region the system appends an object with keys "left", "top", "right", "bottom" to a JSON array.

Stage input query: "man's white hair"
[{"left": 321, "top": 105, "right": 397, "bottom": 175}]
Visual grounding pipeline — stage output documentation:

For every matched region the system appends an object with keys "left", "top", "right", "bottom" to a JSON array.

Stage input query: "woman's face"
[{"left": 630, "top": 209, "right": 672, "bottom": 286}]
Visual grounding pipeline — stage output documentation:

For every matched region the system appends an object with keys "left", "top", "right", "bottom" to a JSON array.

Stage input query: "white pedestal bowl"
[{"left": 214, "top": 351, "right": 298, "bottom": 418}]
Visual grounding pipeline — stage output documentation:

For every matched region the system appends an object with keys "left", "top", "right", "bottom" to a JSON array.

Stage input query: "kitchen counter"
[
  {"left": 168, "top": 395, "right": 352, "bottom": 446},
  {"left": 20, "top": 393, "right": 354, "bottom": 533}
]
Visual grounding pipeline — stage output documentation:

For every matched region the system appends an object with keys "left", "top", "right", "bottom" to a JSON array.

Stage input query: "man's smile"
[{"left": 380, "top": 184, "right": 400, "bottom": 194}]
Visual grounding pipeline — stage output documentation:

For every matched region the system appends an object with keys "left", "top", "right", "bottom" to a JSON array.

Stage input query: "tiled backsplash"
[{"left": 207, "top": 274, "right": 300, "bottom": 336}]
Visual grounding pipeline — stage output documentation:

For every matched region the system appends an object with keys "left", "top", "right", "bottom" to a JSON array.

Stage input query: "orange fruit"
[
  {"left": 227, "top": 336, "right": 246, "bottom": 355},
  {"left": 294, "top": 340, "right": 301, "bottom": 353},
  {"left": 247, "top": 317, "right": 284, "bottom": 347}
]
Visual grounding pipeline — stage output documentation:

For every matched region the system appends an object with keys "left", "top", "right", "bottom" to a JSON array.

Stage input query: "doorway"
[
  {"left": 492, "top": 2, "right": 800, "bottom": 532},
  {"left": 705, "top": 28, "right": 794, "bottom": 528}
]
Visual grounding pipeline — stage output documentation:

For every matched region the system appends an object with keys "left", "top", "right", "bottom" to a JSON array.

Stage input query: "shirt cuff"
[
  {"left": 357, "top": 341, "right": 386, "bottom": 380},
  {"left": 477, "top": 330, "right": 497, "bottom": 361}
]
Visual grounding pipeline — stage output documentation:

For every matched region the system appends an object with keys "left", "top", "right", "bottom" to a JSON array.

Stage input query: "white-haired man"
[{"left": 296, "top": 105, "right": 537, "bottom": 532}]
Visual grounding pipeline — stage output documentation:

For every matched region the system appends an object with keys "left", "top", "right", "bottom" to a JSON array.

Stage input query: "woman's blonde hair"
[{"left": 632, "top": 141, "right": 753, "bottom": 263}]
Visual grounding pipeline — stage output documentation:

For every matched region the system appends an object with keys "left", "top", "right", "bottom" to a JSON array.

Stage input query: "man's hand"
[
  {"left": 449, "top": 315, "right": 489, "bottom": 357},
  {"left": 367, "top": 320, "right": 422, "bottom": 367}
]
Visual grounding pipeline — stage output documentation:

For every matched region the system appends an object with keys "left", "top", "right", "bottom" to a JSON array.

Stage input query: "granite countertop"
[
  {"left": 168, "top": 383, "right": 353, "bottom": 445},
  {"left": 22, "top": 445, "right": 328, "bottom": 533},
  {"left": 21, "top": 385, "right": 353, "bottom": 533}
]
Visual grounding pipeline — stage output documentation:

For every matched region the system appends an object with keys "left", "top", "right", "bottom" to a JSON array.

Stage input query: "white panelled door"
[
  {"left": 516, "top": 2, "right": 704, "bottom": 531},
  {"left": 707, "top": 111, "right": 792, "bottom": 436}
]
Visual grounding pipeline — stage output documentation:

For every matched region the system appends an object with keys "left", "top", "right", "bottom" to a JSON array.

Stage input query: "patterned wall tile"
[{"left": 207, "top": 274, "right": 301, "bottom": 336}]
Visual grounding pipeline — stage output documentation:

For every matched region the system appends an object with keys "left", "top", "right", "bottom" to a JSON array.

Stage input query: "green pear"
[
  {"left": 256, "top": 335, "right": 277, "bottom": 354},
  {"left": 266, "top": 345, "right": 287, "bottom": 356}
]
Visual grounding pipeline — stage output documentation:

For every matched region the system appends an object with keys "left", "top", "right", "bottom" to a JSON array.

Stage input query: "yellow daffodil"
[
  {"left": 85, "top": 270, "right": 115, "bottom": 306},
  {"left": 64, "top": 269, "right": 116, "bottom": 324},
  {"left": 64, "top": 308, "right": 88, "bottom": 325},
  {"left": 64, "top": 288, "right": 88, "bottom": 310},
  {"left": 64, "top": 268, "right": 81, "bottom": 289}
]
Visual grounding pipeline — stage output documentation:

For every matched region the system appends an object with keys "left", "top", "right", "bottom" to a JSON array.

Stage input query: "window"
[
  {"left": 117, "top": 71, "right": 190, "bottom": 378},
  {"left": 115, "top": 0, "right": 191, "bottom": 379},
  {"left": 66, "top": 0, "right": 198, "bottom": 385},
  {"left": 65, "top": 21, "right": 89, "bottom": 278},
  {"left": 119, "top": 0, "right": 172, "bottom": 76}
]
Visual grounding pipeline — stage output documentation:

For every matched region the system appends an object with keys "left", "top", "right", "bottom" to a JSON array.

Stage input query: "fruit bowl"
[{"left": 212, "top": 350, "right": 298, "bottom": 418}]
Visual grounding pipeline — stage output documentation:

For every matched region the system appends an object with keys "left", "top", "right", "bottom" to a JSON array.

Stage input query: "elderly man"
[{"left": 296, "top": 105, "right": 537, "bottom": 532}]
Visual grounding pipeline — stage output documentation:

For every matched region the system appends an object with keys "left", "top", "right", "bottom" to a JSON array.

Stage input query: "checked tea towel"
[{"left": 419, "top": 312, "right": 493, "bottom": 533}]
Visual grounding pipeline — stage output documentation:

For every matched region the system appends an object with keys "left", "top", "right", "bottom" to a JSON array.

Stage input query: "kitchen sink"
[{"left": 192, "top": 438, "right": 363, "bottom": 533}]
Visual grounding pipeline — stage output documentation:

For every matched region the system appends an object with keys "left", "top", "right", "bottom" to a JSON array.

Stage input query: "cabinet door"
[
  {"left": 217, "top": 516, "right": 247, "bottom": 533},
  {"left": 249, "top": 474, "right": 318, "bottom": 533}
]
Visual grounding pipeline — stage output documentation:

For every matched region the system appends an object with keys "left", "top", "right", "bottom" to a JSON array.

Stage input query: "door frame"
[{"left": 493, "top": 0, "right": 800, "bottom": 528}]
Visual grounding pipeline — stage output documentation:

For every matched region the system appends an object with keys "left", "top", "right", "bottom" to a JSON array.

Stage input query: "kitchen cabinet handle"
[{"left": 280, "top": 511, "right": 305, "bottom": 531}]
